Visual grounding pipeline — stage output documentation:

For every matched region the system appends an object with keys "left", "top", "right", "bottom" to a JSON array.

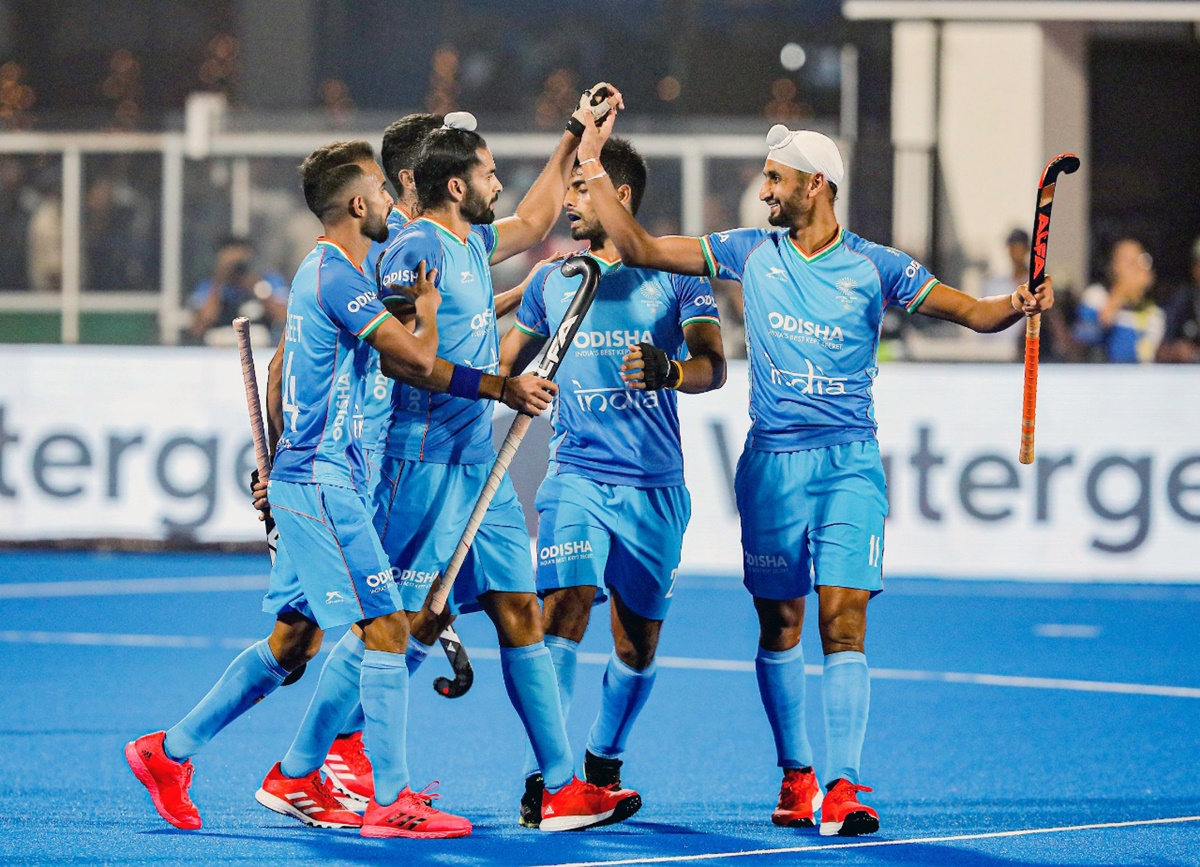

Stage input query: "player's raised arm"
[
  {"left": 365, "top": 260, "right": 441, "bottom": 379},
  {"left": 918, "top": 277, "right": 1055, "bottom": 333},
  {"left": 577, "top": 111, "right": 710, "bottom": 277},
  {"left": 265, "top": 333, "right": 285, "bottom": 459},
  {"left": 489, "top": 84, "right": 622, "bottom": 265}
]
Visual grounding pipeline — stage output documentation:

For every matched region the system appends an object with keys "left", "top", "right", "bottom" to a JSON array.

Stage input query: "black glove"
[{"left": 634, "top": 342, "right": 682, "bottom": 390}]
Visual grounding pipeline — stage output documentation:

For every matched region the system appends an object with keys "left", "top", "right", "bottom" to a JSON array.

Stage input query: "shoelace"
[
  {"left": 338, "top": 737, "right": 373, "bottom": 776},
  {"left": 832, "top": 782, "right": 873, "bottom": 800},
  {"left": 400, "top": 781, "right": 442, "bottom": 815},
  {"left": 311, "top": 772, "right": 354, "bottom": 811}
]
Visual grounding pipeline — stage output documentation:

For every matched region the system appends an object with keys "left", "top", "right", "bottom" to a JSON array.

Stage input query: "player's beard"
[
  {"left": 569, "top": 216, "right": 605, "bottom": 246},
  {"left": 767, "top": 197, "right": 800, "bottom": 228},
  {"left": 462, "top": 185, "right": 496, "bottom": 225},
  {"left": 364, "top": 208, "right": 390, "bottom": 243}
]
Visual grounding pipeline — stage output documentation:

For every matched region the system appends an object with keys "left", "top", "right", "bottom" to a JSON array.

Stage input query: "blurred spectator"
[
  {"left": 1073, "top": 237, "right": 1164, "bottom": 363},
  {"left": 188, "top": 236, "right": 287, "bottom": 346},
  {"left": 0, "top": 157, "right": 37, "bottom": 290},
  {"left": 981, "top": 228, "right": 1080, "bottom": 362},
  {"left": 1155, "top": 235, "right": 1200, "bottom": 363},
  {"left": 82, "top": 173, "right": 154, "bottom": 290},
  {"left": 26, "top": 168, "right": 62, "bottom": 293}
]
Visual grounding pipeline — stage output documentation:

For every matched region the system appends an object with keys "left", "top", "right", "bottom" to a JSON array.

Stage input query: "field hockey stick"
[
  {"left": 234, "top": 317, "right": 307, "bottom": 685},
  {"left": 425, "top": 255, "right": 602, "bottom": 618},
  {"left": 1019, "top": 152, "right": 1080, "bottom": 465}
]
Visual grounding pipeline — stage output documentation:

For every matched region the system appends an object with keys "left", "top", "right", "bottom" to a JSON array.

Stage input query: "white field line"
[
  {"left": 531, "top": 814, "right": 1200, "bottom": 867},
  {"left": 0, "top": 575, "right": 266, "bottom": 598},
  {"left": 1, "top": 631, "right": 1198, "bottom": 699}
]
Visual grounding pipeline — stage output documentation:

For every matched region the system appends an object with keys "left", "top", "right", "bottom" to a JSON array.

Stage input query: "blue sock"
[
  {"left": 823, "top": 651, "right": 870, "bottom": 786},
  {"left": 406, "top": 636, "right": 433, "bottom": 674},
  {"left": 279, "top": 630, "right": 364, "bottom": 778},
  {"left": 360, "top": 649, "right": 409, "bottom": 805},
  {"left": 521, "top": 635, "right": 578, "bottom": 779},
  {"left": 341, "top": 703, "right": 365, "bottom": 736},
  {"left": 755, "top": 643, "right": 814, "bottom": 769},
  {"left": 163, "top": 639, "right": 288, "bottom": 760},
  {"left": 500, "top": 642, "right": 573, "bottom": 792},
  {"left": 586, "top": 652, "right": 657, "bottom": 759}
]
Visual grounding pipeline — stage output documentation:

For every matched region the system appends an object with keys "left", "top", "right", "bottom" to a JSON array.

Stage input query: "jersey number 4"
[{"left": 282, "top": 351, "right": 300, "bottom": 432}]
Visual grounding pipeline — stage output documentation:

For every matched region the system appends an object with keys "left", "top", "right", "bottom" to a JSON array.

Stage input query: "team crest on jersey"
[
  {"left": 637, "top": 281, "right": 669, "bottom": 311},
  {"left": 834, "top": 277, "right": 860, "bottom": 309}
]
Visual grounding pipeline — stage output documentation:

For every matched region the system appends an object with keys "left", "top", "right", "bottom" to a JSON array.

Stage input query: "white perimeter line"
[
  {"left": 0, "top": 575, "right": 266, "bottom": 598},
  {"left": 1, "top": 632, "right": 1198, "bottom": 699},
  {"left": 531, "top": 815, "right": 1200, "bottom": 867}
]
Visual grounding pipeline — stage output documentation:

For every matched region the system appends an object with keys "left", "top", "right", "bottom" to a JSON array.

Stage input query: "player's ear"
[
  {"left": 447, "top": 176, "right": 466, "bottom": 204},
  {"left": 616, "top": 183, "right": 633, "bottom": 212},
  {"left": 348, "top": 193, "right": 366, "bottom": 219},
  {"left": 398, "top": 168, "right": 415, "bottom": 196}
]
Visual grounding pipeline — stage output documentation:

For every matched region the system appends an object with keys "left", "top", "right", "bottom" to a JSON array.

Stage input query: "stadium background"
[{"left": 1, "top": 2, "right": 1198, "bottom": 865}]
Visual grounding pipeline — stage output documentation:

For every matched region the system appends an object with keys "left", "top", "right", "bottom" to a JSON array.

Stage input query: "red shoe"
[
  {"left": 322, "top": 732, "right": 374, "bottom": 809},
  {"left": 360, "top": 783, "right": 472, "bottom": 839},
  {"left": 771, "top": 767, "right": 824, "bottom": 828},
  {"left": 254, "top": 762, "right": 362, "bottom": 828},
  {"left": 818, "top": 779, "right": 879, "bottom": 837},
  {"left": 124, "top": 731, "right": 202, "bottom": 830},
  {"left": 540, "top": 776, "right": 642, "bottom": 832}
]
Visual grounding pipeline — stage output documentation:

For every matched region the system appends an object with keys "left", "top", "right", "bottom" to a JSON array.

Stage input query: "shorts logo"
[
  {"left": 744, "top": 552, "right": 788, "bottom": 571},
  {"left": 391, "top": 566, "right": 439, "bottom": 587},
  {"left": 326, "top": 591, "right": 345, "bottom": 604},
  {"left": 365, "top": 570, "right": 395, "bottom": 592},
  {"left": 540, "top": 540, "right": 594, "bottom": 564}
]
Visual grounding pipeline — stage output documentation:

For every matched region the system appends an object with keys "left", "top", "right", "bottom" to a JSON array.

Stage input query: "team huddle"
[{"left": 125, "top": 83, "right": 1054, "bottom": 841}]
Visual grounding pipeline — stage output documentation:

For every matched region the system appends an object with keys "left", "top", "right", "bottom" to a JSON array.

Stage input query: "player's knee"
[
  {"left": 818, "top": 613, "right": 866, "bottom": 655},
  {"left": 486, "top": 591, "right": 545, "bottom": 647},
  {"left": 614, "top": 633, "right": 657, "bottom": 670}
]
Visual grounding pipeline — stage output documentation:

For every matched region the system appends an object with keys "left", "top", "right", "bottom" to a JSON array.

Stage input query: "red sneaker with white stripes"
[
  {"left": 359, "top": 783, "right": 472, "bottom": 839},
  {"left": 540, "top": 776, "right": 642, "bottom": 832},
  {"left": 818, "top": 779, "right": 879, "bottom": 837},
  {"left": 124, "top": 730, "right": 202, "bottom": 830},
  {"left": 322, "top": 731, "right": 374, "bottom": 809},
  {"left": 254, "top": 762, "right": 362, "bottom": 828},
  {"left": 771, "top": 767, "right": 824, "bottom": 828}
]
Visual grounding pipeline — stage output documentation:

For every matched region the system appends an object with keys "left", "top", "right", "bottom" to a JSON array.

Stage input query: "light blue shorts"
[
  {"left": 262, "top": 480, "right": 400, "bottom": 629},
  {"left": 372, "top": 457, "right": 534, "bottom": 616},
  {"left": 735, "top": 440, "right": 887, "bottom": 600},
  {"left": 534, "top": 471, "right": 690, "bottom": 621}
]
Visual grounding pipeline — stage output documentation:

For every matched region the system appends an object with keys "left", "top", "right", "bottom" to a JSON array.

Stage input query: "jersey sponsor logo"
[
  {"left": 470, "top": 308, "right": 494, "bottom": 333},
  {"left": 571, "top": 380, "right": 661, "bottom": 413},
  {"left": 744, "top": 551, "right": 788, "bottom": 571},
  {"left": 540, "top": 539, "right": 595, "bottom": 563},
  {"left": 768, "top": 357, "right": 849, "bottom": 395},
  {"left": 692, "top": 294, "right": 717, "bottom": 308},
  {"left": 766, "top": 312, "right": 845, "bottom": 347},
  {"left": 460, "top": 269, "right": 476, "bottom": 284},
  {"left": 573, "top": 329, "right": 653, "bottom": 351},
  {"left": 767, "top": 267, "right": 788, "bottom": 281},
  {"left": 326, "top": 591, "right": 345, "bottom": 604},
  {"left": 905, "top": 260, "right": 922, "bottom": 279},
  {"left": 561, "top": 288, "right": 579, "bottom": 304},
  {"left": 346, "top": 290, "right": 377, "bottom": 314}
]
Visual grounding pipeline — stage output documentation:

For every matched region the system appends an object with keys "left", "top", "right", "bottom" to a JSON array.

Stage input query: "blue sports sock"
[
  {"left": 586, "top": 652, "right": 657, "bottom": 760},
  {"left": 822, "top": 651, "right": 870, "bottom": 787},
  {"left": 500, "top": 642, "right": 573, "bottom": 792},
  {"left": 406, "top": 635, "right": 433, "bottom": 674},
  {"left": 164, "top": 639, "right": 288, "bottom": 760},
  {"left": 279, "top": 630, "right": 364, "bottom": 778},
  {"left": 521, "top": 635, "right": 579, "bottom": 779},
  {"left": 360, "top": 649, "right": 410, "bottom": 805},
  {"left": 755, "top": 643, "right": 814, "bottom": 769},
  {"left": 341, "top": 702, "right": 365, "bottom": 736}
]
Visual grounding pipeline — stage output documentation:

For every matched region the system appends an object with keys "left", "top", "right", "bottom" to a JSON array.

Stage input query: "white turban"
[
  {"left": 765, "top": 125, "right": 844, "bottom": 187},
  {"left": 442, "top": 111, "right": 478, "bottom": 132}
]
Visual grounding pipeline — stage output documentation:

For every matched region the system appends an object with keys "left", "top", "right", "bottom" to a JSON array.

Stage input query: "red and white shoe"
[
  {"left": 124, "top": 730, "right": 202, "bottom": 830},
  {"left": 322, "top": 731, "right": 374, "bottom": 810},
  {"left": 771, "top": 767, "right": 824, "bottom": 828},
  {"left": 360, "top": 783, "right": 472, "bottom": 839},
  {"left": 254, "top": 762, "right": 362, "bottom": 828},
  {"left": 540, "top": 776, "right": 642, "bottom": 832},
  {"left": 818, "top": 779, "right": 879, "bottom": 837}
]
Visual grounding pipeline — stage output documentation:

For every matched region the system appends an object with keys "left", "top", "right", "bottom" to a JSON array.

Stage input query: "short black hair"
[
  {"left": 381, "top": 113, "right": 443, "bottom": 196},
  {"left": 589, "top": 137, "right": 648, "bottom": 216},
  {"left": 299, "top": 140, "right": 376, "bottom": 219},
  {"left": 414, "top": 127, "right": 488, "bottom": 211}
]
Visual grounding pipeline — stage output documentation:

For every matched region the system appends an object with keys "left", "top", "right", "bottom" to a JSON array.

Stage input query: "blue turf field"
[{"left": 1, "top": 551, "right": 1199, "bottom": 866}]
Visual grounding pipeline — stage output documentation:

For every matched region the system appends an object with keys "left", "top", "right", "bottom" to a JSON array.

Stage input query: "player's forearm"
[
  {"left": 677, "top": 350, "right": 726, "bottom": 394},
  {"left": 265, "top": 337, "right": 285, "bottom": 459},
  {"left": 516, "top": 131, "right": 579, "bottom": 232},
  {"left": 494, "top": 287, "right": 523, "bottom": 318},
  {"left": 583, "top": 171, "right": 657, "bottom": 267},
  {"left": 966, "top": 294, "right": 1026, "bottom": 333}
]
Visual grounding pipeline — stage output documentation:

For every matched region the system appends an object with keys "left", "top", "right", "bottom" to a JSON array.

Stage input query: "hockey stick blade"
[{"left": 432, "top": 625, "right": 474, "bottom": 698}]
